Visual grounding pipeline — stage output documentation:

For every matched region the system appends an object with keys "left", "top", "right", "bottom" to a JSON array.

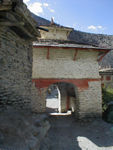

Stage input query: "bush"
[
  {"left": 102, "top": 87, "right": 113, "bottom": 122},
  {"left": 102, "top": 87, "right": 113, "bottom": 110}
]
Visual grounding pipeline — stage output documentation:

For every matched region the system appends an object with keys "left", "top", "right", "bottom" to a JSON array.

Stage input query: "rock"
[{"left": 0, "top": 109, "right": 50, "bottom": 150}]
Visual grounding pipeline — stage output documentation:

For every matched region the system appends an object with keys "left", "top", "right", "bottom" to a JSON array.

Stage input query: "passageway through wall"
[
  {"left": 46, "top": 84, "right": 60, "bottom": 113},
  {"left": 46, "top": 82, "right": 78, "bottom": 115}
]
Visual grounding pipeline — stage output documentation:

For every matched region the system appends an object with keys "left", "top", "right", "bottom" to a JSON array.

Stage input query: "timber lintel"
[
  {"left": 46, "top": 47, "right": 50, "bottom": 59},
  {"left": 73, "top": 49, "right": 78, "bottom": 61}
]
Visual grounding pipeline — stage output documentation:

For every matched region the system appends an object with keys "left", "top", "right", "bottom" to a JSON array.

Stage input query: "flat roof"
[{"left": 33, "top": 41, "right": 111, "bottom": 51}]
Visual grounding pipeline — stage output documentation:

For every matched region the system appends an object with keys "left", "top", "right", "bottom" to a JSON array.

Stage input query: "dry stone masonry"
[
  {"left": 0, "top": 0, "right": 40, "bottom": 110},
  {"left": 0, "top": 1, "right": 50, "bottom": 149}
]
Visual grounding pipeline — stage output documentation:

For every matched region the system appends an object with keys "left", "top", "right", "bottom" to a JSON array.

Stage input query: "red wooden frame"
[{"left": 33, "top": 45, "right": 110, "bottom": 52}]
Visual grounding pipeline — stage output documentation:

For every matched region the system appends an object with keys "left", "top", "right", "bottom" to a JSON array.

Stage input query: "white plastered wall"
[
  {"left": 32, "top": 47, "right": 102, "bottom": 118},
  {"left": 32, "top": 47, "right": 100, "bottom": 79},
  {"left": 78, "top": 81, "right": 102, "bottom": 118}
]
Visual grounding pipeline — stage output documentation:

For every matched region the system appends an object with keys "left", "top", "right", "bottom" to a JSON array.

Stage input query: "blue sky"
[{"left": 24, "top": 0, "right": 113, "bottom": 35}]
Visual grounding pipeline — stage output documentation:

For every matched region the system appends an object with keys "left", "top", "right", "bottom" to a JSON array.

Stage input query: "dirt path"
[{"left": 42, "top": 115, "right": 113, "bottom": 150}]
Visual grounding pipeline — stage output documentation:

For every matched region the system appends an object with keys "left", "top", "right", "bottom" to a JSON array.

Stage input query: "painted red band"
[
  {"left": 32, "top": 78, "right": 101, "bottom": 90},
  {"left": 106, "top": 76, "right": 111, "bottom": 81},
  {"left": 101, "top": 83, "right": 104, "bottom": 87}
]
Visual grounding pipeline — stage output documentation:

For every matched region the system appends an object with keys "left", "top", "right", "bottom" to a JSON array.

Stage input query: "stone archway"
[
  {"left": 32, "top": 78, "right": 102, "bottom": 119},
  {"left": 40, "top": 81, "right": 79, "bottom": 115}
]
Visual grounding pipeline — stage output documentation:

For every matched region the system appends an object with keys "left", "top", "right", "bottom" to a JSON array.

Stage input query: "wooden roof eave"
[
  {"left": 33, "top": 45, "right": 111, "bottom": 52},
  {"left": 0, "top": 1, "right": 40, "bottom": 40}
]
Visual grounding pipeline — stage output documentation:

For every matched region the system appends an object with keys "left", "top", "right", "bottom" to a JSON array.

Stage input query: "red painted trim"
[
  {"left": 106, "top": 76, "right": 111, "bottom": 81},
  {"left": 73, "top": 50, "right": 78, "bottom": 61},
  {"left": 32, "top": 78, "right": 101, "bottom": 90},
  {"left": 33, "top": 45, "right": 110, "bottom": 52},
  {"left": 67, "top": 96, "right": 70, "bottom": 110},
  {"left": 47, "top": 47, "right": 50, "bottom": 59},
  {"left": 101, "top": 83, "right": 104, "bottom": 88},
  {"left": 98, "top": 51, "right": 109, "bottom": 62}
]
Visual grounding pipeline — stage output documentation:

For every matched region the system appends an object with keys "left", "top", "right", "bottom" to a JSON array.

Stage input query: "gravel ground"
[
  {"left": 46, "top": 98, "right": 59, "bottom": 113},
  {"left": 45, "top": 115, "right": 113, "bottom": 150}
]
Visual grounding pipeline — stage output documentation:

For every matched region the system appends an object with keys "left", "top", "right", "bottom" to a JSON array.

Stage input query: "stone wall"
[
  {"left": 0, "top": 0, "right": 40, "bottom": 110},
  {"left": 0, "top": 27, "right": 33, "bottom": 109},
  {"left": 31, "top": 83, "right": 47, "bottom": 112},
  {"left": 0, "top": 1, "right": 51, "bottom": 150},
  {"left": 78, "top": 81, "right": 102, "bottom": 119},
  {"left": 32, "top": 46, "right": 102, "bottom": 118}
]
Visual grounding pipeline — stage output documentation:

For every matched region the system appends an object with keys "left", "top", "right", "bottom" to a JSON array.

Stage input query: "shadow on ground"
[
  {"left": 41, "top": 115, "right": 113, "bottom": 150},
  {"left": 46, "top": 107, "right": 58, "bottom": 113}
]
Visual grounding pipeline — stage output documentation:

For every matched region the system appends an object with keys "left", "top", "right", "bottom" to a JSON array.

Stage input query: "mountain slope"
[{"left": 31, "top": 13, "right": 51, "bottom": 26}]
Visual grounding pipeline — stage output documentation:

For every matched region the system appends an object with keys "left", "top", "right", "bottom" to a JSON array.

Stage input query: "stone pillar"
[
  {"left": 70, "top": 97, "right": 76, "bottom": 112},
  {"left": 78, "top": 81, "right": 102, "bottom": 119},
  {"left": 32, "top": 86, "right": 47, "bottom": 113},
  {"left": 58, "top": 87, "right": 67, "bottom": 113},
  {"left": 39, "top": 88, "right": 47, "bottom": 112},
  {"left": 57, "top": 82, "right": 77, "bottom": 113}
]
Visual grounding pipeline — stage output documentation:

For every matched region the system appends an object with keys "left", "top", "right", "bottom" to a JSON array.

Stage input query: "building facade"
[
  {"left": 100, "top": 68, "right": 113, "bottom": 88},
  {"left": 32, "top": 24, "right": 110, "bottom": 119}
]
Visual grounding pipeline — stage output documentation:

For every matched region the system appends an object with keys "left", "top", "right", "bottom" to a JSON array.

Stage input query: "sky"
[{"left": 24, "top": 0, "right": 113, "bottom": 35}]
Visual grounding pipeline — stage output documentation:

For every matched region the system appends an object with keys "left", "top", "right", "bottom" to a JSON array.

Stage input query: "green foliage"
[
  {"left": 102, "top": 87, "right": 113, "bottom": 111},
  {"left": 102, "top": 87, "right": 113, "bottom": 122}
]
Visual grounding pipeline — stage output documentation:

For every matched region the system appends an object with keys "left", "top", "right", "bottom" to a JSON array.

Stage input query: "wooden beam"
[
  {"left": 0, "top": 4, "right": 40, "bottom": 38},
  {"left": 0, "top": 12, "right": 19, "bottom": 23},
  {"left": 0, "top": 21, "right": 25, "bottom": 26},
  {"left": 0, "top": 5, "right": 12, "bottom": 11},
  {"left": 33, "top": 45, "right": 111, "bottom": 52},
  {"left": 0, "top": 20, "right": 35, "bottom": 39},
  {"left": 11, "top": 25, "right": 35, "bottom": 39},
  {"left": 47, "top": 47, "right": 50, "bottom": 59},
  {"left": 14, "top": 4, "right": 39, "bottom": 36},
  {"left": 98, "top": 51, "right": 109, "bottom": 62},
  {"left": 73, "top": 49, "right": 78, "bottom": 61}
]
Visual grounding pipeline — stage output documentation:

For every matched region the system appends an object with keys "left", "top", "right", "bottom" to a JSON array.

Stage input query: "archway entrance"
[
  {"left": 46, "top": 84, "right": 61, "bottom": 113},
  {"left": 46, "top": 82, "right": 78, "bottom": 115}
]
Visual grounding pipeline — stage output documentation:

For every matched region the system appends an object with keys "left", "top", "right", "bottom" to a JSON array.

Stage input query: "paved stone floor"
[{"left": 44, "top": 115, "right": 113, "bottom": 150}]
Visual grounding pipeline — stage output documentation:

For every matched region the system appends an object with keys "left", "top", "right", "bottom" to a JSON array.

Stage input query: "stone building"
[
  {"left": 99, "top": 68, "right": 113, "bottom": 88},
  {"left": 0, "top": 0, "right": 40, "bottom": 111},
  {"left": 32, "top": 24, "right": 111, "bottom": 119},
  {"left": 0, "top": 1, "right": 51, "bottom": 149}
]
